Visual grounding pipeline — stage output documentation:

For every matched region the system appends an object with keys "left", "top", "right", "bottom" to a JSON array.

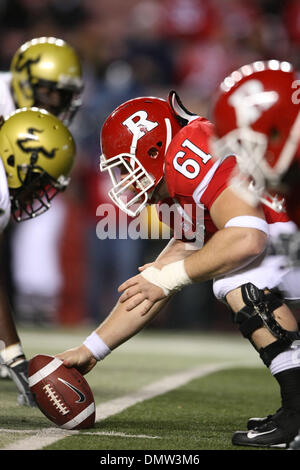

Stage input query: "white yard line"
[
  {"left": 0, "top": 429, "right": 161, "bottom": 440},
  {"left": 1, "top": 362, "right": 229, "bottom": 450}
]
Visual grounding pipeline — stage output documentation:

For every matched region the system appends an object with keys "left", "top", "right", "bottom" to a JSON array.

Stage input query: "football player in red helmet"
[
  {"left": 57, "top": 91, "right": 300, "bottom": 448},
  {"left": 211, "top": 59, "right": 300, "bottom": 449},
  {"left": 100, "top": 96, "right": 182, "bottom": 217},
  {"left": 212, "top": 60, "right": 300, "bottom": 216}
]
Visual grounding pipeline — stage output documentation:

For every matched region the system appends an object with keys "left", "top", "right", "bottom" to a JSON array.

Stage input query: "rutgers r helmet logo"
[
  {"left": 123, "top": 110, "right": 158, "bottom": 148},
  {"left": 121, "top": 110, "right": 159, "bottom": 167},
  {"left": 229, "top": 80, "right": 278, "bottom": 127}
]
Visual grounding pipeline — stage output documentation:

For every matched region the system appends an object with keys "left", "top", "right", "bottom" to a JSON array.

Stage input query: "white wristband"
[
  {"left": 83, "top": 332, "right": 111, "bottom": 361},
  {"left": 140, "top": 259, "right": 192, "bottom": 296}
]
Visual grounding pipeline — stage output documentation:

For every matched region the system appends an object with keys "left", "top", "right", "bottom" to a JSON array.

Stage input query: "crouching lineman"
[
  {"left": 56, "top": 92, "right": 300, "bottom": 448},
  {"left": 0, "top": 107, "right": 76, "bottom": 406},
  {"left": 211, "top": 60, "right": 300, "bottom": 449}
]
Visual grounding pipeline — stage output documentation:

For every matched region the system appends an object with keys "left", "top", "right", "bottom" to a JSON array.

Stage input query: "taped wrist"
[
  {"left": 140, "top": 259, "right": 192, "bottom": 296},
  {"left": 83, "top": 332, "right": 111, "bottom": 361}
]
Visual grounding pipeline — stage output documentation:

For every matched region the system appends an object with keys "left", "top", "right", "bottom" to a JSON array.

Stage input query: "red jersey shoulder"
[
  {"left": 164, "top": 117, "right": 216, "bottom": 198},
  {"left": 263, "top": 203, "right": 291, "bottom": 224}
]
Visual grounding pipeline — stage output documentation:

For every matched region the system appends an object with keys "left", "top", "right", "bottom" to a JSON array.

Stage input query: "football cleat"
[
  {"left": 8, "top": 360, "right": 37, "bottom": 407},
  {"left": 247, "top": 408, "right": 282, "bottom": 430},
  {"left": 232, "top": 422, "right": 287, "bottom": 448},
  {"left": 288, "top": 431, "right": 300, "bottom": 449},
  {"left": 233, "top": 409, "right": 300, "bottom": 448}
]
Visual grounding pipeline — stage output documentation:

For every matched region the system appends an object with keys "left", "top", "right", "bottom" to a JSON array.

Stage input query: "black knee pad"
[
  {"left": 233, "top": 283, "right": 300, "bottom": 366},
  {"left": 233, "top": 283, "right": 283, "bottom": 338},
  {"left": 259, "top": 339, "right": 294, "bottom": 367}
]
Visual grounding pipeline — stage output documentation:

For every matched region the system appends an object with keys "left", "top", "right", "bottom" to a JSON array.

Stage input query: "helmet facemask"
[
  {"left": 10, "top": 156, "right": 70, "bottom": 222},
  {"left": 33, "top": 78, "right": 83, "bottom": 126},
  {"left": 212, "top": 127, "right": 287, "bottom": 212},
  {"left": 100, "top": 153, "right": 155, "bottom": 217}
]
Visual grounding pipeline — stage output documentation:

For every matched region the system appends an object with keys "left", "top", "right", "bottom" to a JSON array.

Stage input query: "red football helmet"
[
  {"left": 212, "top": 60, "right": 300, "bottom": 210},
  {"left": 100, "top": 94, "right": 183, "bottom": 216}
]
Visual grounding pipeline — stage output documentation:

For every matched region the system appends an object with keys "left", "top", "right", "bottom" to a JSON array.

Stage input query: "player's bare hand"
[
  {"left": 118, "top": 274, "right": 166, "bottom": 314},
  {"left": 55, "top": 345, "right": 97, "bottom": 375}
]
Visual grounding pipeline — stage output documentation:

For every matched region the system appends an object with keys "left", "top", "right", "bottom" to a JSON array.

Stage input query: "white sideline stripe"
[
  {"left": 2, "top": 362, "right": 228, "bottom": 450},
  {"left": 28, "top": 358, "right": 63, "bottom": 387},
  {"left": 95, "top": 363, "right": 226, "bottom": 421},
  {"left": 0, "top": 428, "right": 161, "bottom": 440},
  {"left": 61, "top": 403, "right": 95, "bottom": 429}
]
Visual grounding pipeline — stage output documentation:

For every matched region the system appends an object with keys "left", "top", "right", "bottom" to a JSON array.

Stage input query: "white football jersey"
[
  {"left": 0, "top": 158, "right": 11, "bottom": 233},
  {"left": 0, "top": 72, "right": 15, "bottom": 232},
  {"left": 0, "top": 72, "right": 15, "bottom": 118}
]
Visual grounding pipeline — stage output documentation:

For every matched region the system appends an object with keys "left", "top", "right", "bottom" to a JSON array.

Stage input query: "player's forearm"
[
  {"left": 0, "top": 286, "right": 20, "bottom": 346},
  {"left": 93, "top": 297, "right": 170, "bottom": 351},
  {"left": 184, "top": 227, "right": 267, "bottom": 283},
  {"left": 153, "top": 237, "right": 194, "bottom": 267},
  {"left": 84, "top": 240, "right": 186, "bottom": 355}
]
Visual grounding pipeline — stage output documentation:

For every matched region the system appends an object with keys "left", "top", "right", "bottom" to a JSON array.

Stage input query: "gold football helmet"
[
  {"left": 0, "top": 107, "right": 76, "bottom": 221},
  {"left": 10, "top": 37, "right": 83, "bottom": 125}
]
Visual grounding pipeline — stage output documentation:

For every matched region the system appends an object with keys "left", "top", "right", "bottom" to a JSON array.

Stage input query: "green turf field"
[{"left": 0, "top": 326, "right": 285, "bottom": 452}]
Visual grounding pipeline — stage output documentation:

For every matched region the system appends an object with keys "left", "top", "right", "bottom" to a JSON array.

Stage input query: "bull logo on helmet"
[
  {"left": 14, "top": 53, "right": 41, "bottom": 99},
  {"left": 15, "top": 52, "right": 41, "bottom": 74},
  {"left": 17, "top": 127, "right": 58, "bottom": 161}
]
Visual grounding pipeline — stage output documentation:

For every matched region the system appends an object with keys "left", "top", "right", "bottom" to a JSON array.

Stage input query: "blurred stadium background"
[{"left": 1, "top": 0, "right": 300, "bottom": 333}]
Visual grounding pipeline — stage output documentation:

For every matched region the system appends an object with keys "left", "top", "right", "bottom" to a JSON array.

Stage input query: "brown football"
[{"left": 28, "top": 354, "right": 95, "bottom": 429}]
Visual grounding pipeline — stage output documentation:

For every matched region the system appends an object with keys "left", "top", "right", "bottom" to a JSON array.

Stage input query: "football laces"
[{"left": 43, "top": 383, "right": 70, "bottom": 415}]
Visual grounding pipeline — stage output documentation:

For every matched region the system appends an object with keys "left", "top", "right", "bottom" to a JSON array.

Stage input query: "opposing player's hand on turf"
[
  {"left": 118, "top": 273, "right": 167, "bottom": 314},
  {"left": 55, "top": 345, "right": 97, "bottom": 375}
]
